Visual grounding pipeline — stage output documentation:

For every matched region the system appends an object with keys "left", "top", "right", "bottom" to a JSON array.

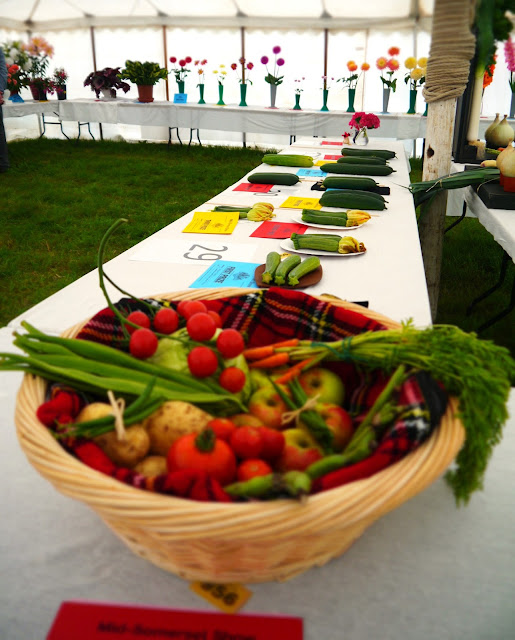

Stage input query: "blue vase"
[{"left": 8, "top": 92, "right": 24, "bottom": 103}]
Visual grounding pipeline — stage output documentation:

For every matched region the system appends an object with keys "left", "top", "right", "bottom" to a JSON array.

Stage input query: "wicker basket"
[{"left": 15, "top": 288, "right": 465, "bottom": 584}]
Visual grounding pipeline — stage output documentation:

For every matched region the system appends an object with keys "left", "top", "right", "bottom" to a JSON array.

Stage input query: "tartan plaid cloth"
[{"left": 72, "top": 288, "right": 447, "bottom": 497}]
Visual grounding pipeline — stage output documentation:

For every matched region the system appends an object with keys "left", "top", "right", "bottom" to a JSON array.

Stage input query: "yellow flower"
[
  {"left": 417, "top": 57, "right": 428, "bottom": 69},
  {"left": 404, "top": 56, "right": 417, "bottom": 70},
  {"left": 220, "top": 64, "right": 225, "bottom": 68},
  {"left": 411, "top": 67, "right": 424, "bottom": 81},
  {"left": 212, "top": 69, "right": 218, "bottom": 74},
  {"left": 221, "top": 70, "right": 227, "bottom": 75}
]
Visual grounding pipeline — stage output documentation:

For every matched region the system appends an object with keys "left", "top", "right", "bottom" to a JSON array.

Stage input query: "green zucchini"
[
  {"left": 262, "top": 251, "right": 282, "bottom": 284},
  {"left": 320, "top": 163, "right": 394, "bottom": 176},
  {"left": 319, "top": 189, "right": 386, "bottom": 210},
  {"left": 322, "top": 176, "right": 379, "bottom": 191},
  {"left": 341, "top": 148, "right": 397, "bottom": 160},
  {"left": 336, "top": 156, "right": 387, "bottom": 165},
  {"left": 248, "top": 172, "right": 300, "bottom": 185},
  {"left": 274, "top": 254, "right": 302, "bottom": 285},
  {"left": 287, "top": 256, "right": 321, "bottom": 286}
]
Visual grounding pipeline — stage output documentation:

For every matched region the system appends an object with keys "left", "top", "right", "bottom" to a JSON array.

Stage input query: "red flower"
[
  {"left": 388, "top": 46, "right": 400, "bottom": 56},
  {"left": 231, "top": 63, "right": 238, "bottom": 70},
  {"left": 179, "top": 59, "right": 186, "bottom": 67},
  {"left": 170, "top": 56, "right": 177, "bottom": 63},
  {"left": 185, "top": 56, "right": 192, "bottom": 63}
]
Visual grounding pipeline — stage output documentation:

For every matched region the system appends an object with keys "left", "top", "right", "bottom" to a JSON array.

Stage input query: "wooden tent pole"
[
  {"left": 89, "top": 26, "right": 103, "bottom": 140},
  {"left": 323, "top": 29, "right": 328, "bottom": 90},
  {"left": 418, "top": 0, "right": 475, "bottom": 321},
  {"left": 241, "top": 27, "right": 245, "bottom": 84}
]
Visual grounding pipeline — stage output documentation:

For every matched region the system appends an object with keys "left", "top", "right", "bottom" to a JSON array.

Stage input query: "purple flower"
[
  {"left": 277, "top": 58, "right": 285, "bottom": 67},
  {"left": 272, "top": 46, "right": 281, "bottom": 54},
  {"left": 261, "top": 56, "right": 269, "bottom": 65}
]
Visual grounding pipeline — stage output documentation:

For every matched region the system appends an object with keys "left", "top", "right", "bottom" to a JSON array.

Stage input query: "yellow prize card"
[
  {"left": 315, "top": 159, "right": 337, "bottom": 166},
  {"left": 182, "top": 211, "right": 239, "bottom": 234},
  {"left": 280, "top": 196, "right": 322, "bottom": 210},
  {"left": 190, "top": 582, "right": 253, "bottom": 613}
]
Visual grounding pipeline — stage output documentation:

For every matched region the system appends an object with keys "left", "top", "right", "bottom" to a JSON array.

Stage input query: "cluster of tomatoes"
[
  {"left": 167, "top": 418, "right": 286, "bottom": 486},
  {"left": 125, "top": 300, "right": 246, "bottom": 393}
]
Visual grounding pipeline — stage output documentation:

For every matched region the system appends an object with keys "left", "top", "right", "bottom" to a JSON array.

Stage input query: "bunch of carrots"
[{"left": 243, "top": 338, "right": 325, "bottom": 384}]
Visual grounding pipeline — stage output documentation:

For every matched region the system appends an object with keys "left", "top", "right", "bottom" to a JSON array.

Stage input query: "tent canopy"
[{"left": 0, "top": 0, "right": 435, "bottom": 32}]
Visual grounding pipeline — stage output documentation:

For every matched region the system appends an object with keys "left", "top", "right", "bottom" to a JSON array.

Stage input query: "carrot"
[
  {"left": 248, "top": 353, "right": 290, "bottom": 369},
  {"left": 243, "top": 338, "right": 299, "bottom": 361},
  {"left": 274, "top": 357, "right": 316, "bottom": 384}
]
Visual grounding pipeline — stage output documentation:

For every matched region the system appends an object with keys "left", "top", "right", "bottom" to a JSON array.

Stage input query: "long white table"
[{"left": 1, "top": 138, "right": 514, "bottom": 640}]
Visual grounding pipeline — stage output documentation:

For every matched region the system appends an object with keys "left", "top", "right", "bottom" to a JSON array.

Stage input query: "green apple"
[
  {"left": 249, "top": 368, "right": 274, "bottom": 392},
  {"left": 276, "top": 428, "right": 323, "bottom": 471},
  {"left": 298, "top": 367, "right": 345, "bottom": 405}
]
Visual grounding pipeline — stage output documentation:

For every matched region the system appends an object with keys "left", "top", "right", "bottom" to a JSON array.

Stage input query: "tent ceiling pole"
[
  {"left": 241, "top": 26, "right": 245, "bottom": 84},
  {"left": 323, "top": 29, "right": 328, "bottom": 90},
  {"left": 163, "top": 26, "right": 169, "bottom": 101},
  {"left": 89, "top": 26, "right": 103, "bottom": 140}
]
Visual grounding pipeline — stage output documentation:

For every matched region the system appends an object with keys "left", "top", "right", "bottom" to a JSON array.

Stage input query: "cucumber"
[
  {"left": 341, "top": 148, "right": 397, "bottom": 160},
  {"left": 320, "top": 163, "right": 394, "bottom": 176},
  {"left": 336, "top": 156, "right": 387, "bottom": 165},
  {"left": 248, "top": 172, "right": 300, "bottom": 185},
  {"left": 319, "top": 189, "right": 386, "bottom": 210},
  {"left": 274, "top": 254, "right": 302, "bottom": 285},
  {"left": 262, "top": 251, "right": 282, "bottom": 284},
  {"left": 323, "top": 176, "right": 379, "bottom": 191},
  {"left": 262, "top": 154, "right": 313, "bottom": 167}
]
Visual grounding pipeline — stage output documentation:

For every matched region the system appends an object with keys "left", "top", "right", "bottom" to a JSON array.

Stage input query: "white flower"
[
  {"left": 23, "top": 62, "right": 31, "bottom": 71},
  {"left": 5, "top": 57, "right": 13, "bottom": 66},
  {"left": 10, "top": 47, "right": 18, "bottom": 58}
]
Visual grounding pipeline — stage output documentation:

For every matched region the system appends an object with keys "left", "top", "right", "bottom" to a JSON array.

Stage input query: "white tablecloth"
[{"left": 1, "top": 138, "right": 513, "bottom": 640}]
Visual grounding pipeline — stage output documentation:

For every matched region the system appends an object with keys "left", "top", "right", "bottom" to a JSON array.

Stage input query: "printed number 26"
[{"left": 184, "top": 243, "right": 228, "bottom": 261}]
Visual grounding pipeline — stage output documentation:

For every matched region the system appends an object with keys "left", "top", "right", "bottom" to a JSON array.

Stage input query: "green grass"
[{"left": 2, "top": 140, "right": 513, "bottom": 360}]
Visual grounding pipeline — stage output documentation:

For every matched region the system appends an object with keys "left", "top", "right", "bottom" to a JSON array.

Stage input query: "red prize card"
[
  {"left": 234, "top": 183, "right": 273, "bottom": 192},
  {"left": 250, "top": 221, "right": 308, "bottom": 239},
  {"left": 46, "top": 601, "right": 303, "bottom": 640},
  {"left": 324, "top": 154, "right": 341, "bottom": 160},
  {"left": 321, "top": 141, "right": 343, "bottom": 146}
]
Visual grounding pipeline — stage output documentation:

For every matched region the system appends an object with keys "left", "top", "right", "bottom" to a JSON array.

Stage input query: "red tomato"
[
  {"left": 219, "top": 367, "right": 246, "bottom": 393},
  {"left": 176, "top": 300, "right": 191, "bottom": 318},
  {"left": 182, "top": 300, "right": 208, "bottom": 320},
  {"left": 237, "top": 459, "right": 272, "bottom": 482},
  {"left": 153, "top": 307, "right": 179, "bottom": 334},
  {"left": 216, "top": 329, "right": 245, "bottom": 359},
  {"left": 167, "top": 429, "right": 237, "bottom": 486},
  {"left": 186, "top": 312, "right": 217, "bottom": 341},
  {"left": 129, "top": 327, "right": 158, "bottom": 359},
  {"left": 187, "top": 346, "right": 218, "bottom": 378},
  {"left": 259, "top": 426, "right": 285, "bottom": 461},
  {"left": 208, "top": 310, "right": 223, "bottom": 328},
  {"left": 229, "top": 425, "right": 263, "bottom": 460},
  {"left": 125, "top": 310, "right": 151, "bottom": 335},
  {"left": 207, "top": 417, "right": 237, "bottom": 441}
]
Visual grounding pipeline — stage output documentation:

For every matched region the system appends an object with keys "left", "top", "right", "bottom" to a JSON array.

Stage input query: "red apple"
[
  {"left": 248, "top": 387, "right": 289, "bottom": 429},
  {"left": 276, "top": 428, "right": 323, "bottom": 472},
  {"left": 298, "top": 367, "right": 345, "bottom": 405},
  {"left": 315, "top": 402, "right": 354, "bottom": 451}
]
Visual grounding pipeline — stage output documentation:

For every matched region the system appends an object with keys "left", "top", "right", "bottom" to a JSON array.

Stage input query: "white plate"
[
  {"left": 280, "top": 239, "right": 366, "bottom": 257},
  {"left": 292, "top": 213, "right": 364, "bottom": 231}
]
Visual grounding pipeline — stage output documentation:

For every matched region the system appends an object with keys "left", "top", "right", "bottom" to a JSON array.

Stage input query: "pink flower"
[
  {"left": 273, "top": 46, "right": 281, "bottom": 54},
  {"left": 170, "top": 56, "right": 177, "bottom": 63},
  {"left": 247, "top": 62, "right": 254, "bottom": 70},
  {"left": 505, "top": 37, "right": 515, "bottom": 72},
  {"left": 376, "top": 57, "right": 388, "bottom": 70},
  {"left": 179, "top": 59, "right": 186, "bottom": 67},
  {"left": 349, "top": 111, "right": 381, "bottom": 131},
  {"left": 261, "top": 56, "right": 269, "bottom": 65},
  {"left": 277, "top": 58, "right": 285, "bottom": 67},
  {"left": 201, "top": 59, "right": 207, "bottom": 65}
]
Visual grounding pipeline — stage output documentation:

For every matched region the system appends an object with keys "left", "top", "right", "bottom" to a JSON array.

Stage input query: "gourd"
[
  {"left": 274, "top": 255, "right": 302, "bottom": 285},
  {"left": 262, "top": 154, "right": 314, "bottom": 167},
  {"left": 322, "top": 176, "right": 379, "bottom": 191},
  {"left": 319, "top": 189, "right": 386, "bottom": 210},
  {"left": 262, "top": 252, "right": 282, "bottom": 284},
  {"left": 341, "top": 148, "right": 396, "bottom": 160},
  {"left": 287, "top": 257, "right": 321, "bottom": 286},
  {"left": 320, "top": 163, "right": 394, "bottom": 176},
  {"left": 248, "top": 173, "right": 300, "bottom": 185},
  {"left": 300, "top": 209, "right": 371, "bottom": 227},
  {"left": 336, "top": 156, "right": 387, "bottom": 166}
]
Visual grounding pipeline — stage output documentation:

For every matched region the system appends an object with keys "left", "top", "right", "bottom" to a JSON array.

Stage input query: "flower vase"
[
  {"left": 101, "top": 88, "right": 115, "bottom": 101},
  {"left": 423, "top": 102, "right": 428, "bottom": 117},
  {"left": 407, "top": 89, "right": 417, "bottom": 114},
  {"left": 57, "top": 86, "right": 67, "bottom": 101},
  {"left": 30, "top": 85, "right": 47, "bottom": 101},
  {"left": 510, "top": 93, "right": 515, "bottom": 120},
  {"left": 8, "top": 91, "right": 24, "bottom": 103},
  {"left": 198, "top": 85, "right": 205, "bottom": 104},
  {"left": 347, "top": 88, "right": 356, "bottom": 113},
  {"left": 217, "top": 83, "right": 225, "bottom": 106},
  {"left": 137, "top": 85, "right": 154, "bottom": 103},
  {"left": 269, "top": 84, "right": 277, "bottom": 109},
  {"left": 239, "top": 84, "right": 248, "bottom": 107},
  {"left": 321, "top": 89, "right": 329, "bottom": 112},
  {"left": 293, "top": 94, "right": 301, "bottom": 110},
  {"left": 353, "top": 127, "right": 369, "bottom": 146},
  {"left": 382, "top": 87, "right": 390, "bottom": 114},
  {"left": 177, "top": 81, "right": 185, "bottom": 94}
]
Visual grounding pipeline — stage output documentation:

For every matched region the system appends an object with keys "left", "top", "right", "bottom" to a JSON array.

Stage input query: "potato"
[
  {"left": 76, "top": 402, "right": 113, "bottom": 423},
  {"left": 133, "top": 455, "right": 168, "bottom": 477},
  {"left": 145, "top": 401, "right": 213, "bottom": 456},
  {"left": 93, "top": 424, "right": 150, "bottom": 467}
]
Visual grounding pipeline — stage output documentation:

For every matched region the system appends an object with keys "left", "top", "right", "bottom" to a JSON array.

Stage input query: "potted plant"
[
  {"left": 84, "top": 67, "right": 130, "bottom": 99},
  {"left": 29, "top": 76, "right": 55, "bottom": 101},
  {"left": 118, "top": 60, "right": 168, "bottom": 103},
  {"left": 52, "top": 67, "right": 68, "bottom": 100},
  {"left": 2, "top": 40, "right": 30, "bottom": 102}
]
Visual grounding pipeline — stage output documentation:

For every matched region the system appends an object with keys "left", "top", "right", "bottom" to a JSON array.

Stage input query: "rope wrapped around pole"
[{"left": 423, "top": 0, "right": 476, "bottom": 104}]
